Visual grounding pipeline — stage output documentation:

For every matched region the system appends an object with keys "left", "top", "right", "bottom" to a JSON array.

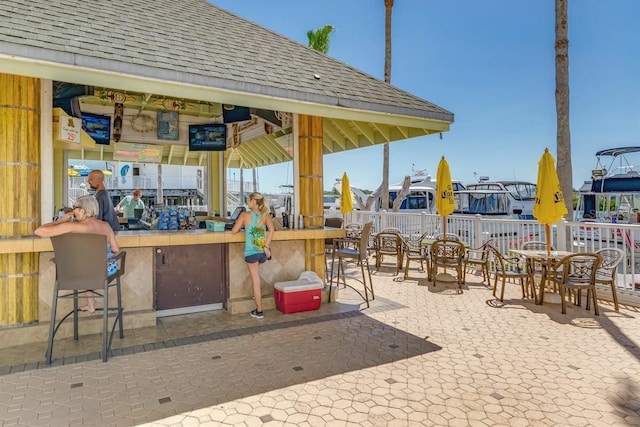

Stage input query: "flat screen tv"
[
  {"left": 81, "top": 113, "right": 111, "bottom": 145},
  {"left": 188, "top": 124, "right": 227, "bottom": 151}
]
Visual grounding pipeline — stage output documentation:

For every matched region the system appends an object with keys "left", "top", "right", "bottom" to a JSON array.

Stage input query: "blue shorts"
[{"left": 245, "top": 253, "right": 267, "bottom": 264}]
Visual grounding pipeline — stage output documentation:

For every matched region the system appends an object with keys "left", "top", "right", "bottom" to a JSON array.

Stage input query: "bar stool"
[{"left": 46, "top": 233, "right": 127, "bottom": 363}]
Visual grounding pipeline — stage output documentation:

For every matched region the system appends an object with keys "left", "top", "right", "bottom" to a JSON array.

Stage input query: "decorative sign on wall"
[
  {"left": 157, "top": 111, "right": 179, "bottom": 140},
  {"left": 59, "top": 114, "right": 82, "bottom": 144},
  {"left": 113, "top": 142, "right": 163, "bottom": 163}
]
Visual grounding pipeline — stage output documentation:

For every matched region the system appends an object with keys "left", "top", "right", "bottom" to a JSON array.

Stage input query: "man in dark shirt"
[{"left": 87, "top": 170, "right": 120, "bottom": 232}]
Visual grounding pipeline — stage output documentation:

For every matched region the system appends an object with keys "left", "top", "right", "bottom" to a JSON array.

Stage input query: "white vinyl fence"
[{"left": 328, "top": 210, "right": 640, "bottom": 295}]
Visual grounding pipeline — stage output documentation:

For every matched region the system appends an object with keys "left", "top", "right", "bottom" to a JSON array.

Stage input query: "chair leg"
[
  {"left": 611, "top": 283, "right": 620, "bottom": 312},
  {"left": 73, "top": 290, "right": 79, "bottom": 341},
  {"left": 336, "top": 258, "right": 342, "bottom": 294},
  {"left": 359, "top": 260, "right": 370, "bottom": 308},
  {"left": 560, "top": 285, "right": 567, "bottom": 314},
  {"left": 365, "top": 258, "right": 374, "bottom": 300},
  {"left": 500, "top": 277, "right": 507, "bottom": 302},
  {"left": 329, "top": 249, "right": 337, "bottom": 289},
  {"left": 592, "top": 287, "right": 599, "bottom": 315},
  {"left": 103, "top": 287, "right": 108, "bottom": 362},
  {"left": 116, "top": 279, "right": 124, "bottom": 339},
  {"left": 45, "top": 288, "right": 59, "bottom": 364}
]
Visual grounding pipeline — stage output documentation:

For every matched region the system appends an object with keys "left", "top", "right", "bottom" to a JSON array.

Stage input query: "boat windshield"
[
  {"left": 503, "top": 182, "right": 536, "bottom": 201},
  {"left": 389, "top": 190, "right": 434, "bottom": 211},
  {"left": 455, "top": 191, "right": 509, "bottom": 215}
]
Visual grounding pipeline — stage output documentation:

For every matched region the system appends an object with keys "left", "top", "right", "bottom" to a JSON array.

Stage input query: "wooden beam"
[
  {"left": 351, "top": 121, "right": 376, "bottom": 145},
  {"left": 328, "top": 119, "right": 359, "bottom": 148},
  {"left": 371, "top": 122, "right": 391, "bottom": 142},
  {"left": 323, "top": 121, "right": 346, "bottom": 151}
]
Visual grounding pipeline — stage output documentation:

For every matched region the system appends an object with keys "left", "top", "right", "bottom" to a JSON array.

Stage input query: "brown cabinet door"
[{"left": 155, "top": 244, "right": 227, "bottom": 310}]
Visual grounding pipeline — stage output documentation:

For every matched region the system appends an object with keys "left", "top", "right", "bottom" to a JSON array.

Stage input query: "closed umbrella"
[
  {"left": 436, "top": 156, "right": 456, "bottom": 281},
  {"left": 436, "top": 156, "right": 456, "bottom": 240},
  {"left": 340, "top": 172, "right": 354, "bottom": 226},
  {"left": 533, "top": 148, "right": 568, "bottom": 255}
]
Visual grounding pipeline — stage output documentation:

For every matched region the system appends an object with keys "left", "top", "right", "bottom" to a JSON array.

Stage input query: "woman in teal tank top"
[{"left": 231, "top": 192, "right": 275, "bottom": 320}]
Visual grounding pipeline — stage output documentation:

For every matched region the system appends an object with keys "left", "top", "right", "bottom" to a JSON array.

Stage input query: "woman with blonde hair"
[
  {"left": 231, "top": 192, "right": 275, "bottom": 319},
  {"left": 35, "top": 195, "right": 120, "bottom": 313}
]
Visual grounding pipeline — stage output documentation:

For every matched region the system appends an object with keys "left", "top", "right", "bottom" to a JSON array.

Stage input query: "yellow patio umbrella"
[
  {"left": 340, "top": 172, "right": 354, "bottom": 226},
  {"left": 436, "top": 156, "right": 456, "bottom": 240},
  {"left": 533, "top": 148, "right": 568, "bottom": 255}
]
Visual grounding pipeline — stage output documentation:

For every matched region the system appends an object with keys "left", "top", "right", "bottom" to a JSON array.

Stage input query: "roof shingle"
[{"left": 0, "top": 0, "right": 453, "bottom": 123}]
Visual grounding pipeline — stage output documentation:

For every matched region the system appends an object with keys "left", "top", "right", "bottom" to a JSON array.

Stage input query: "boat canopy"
[{"left": 595, "top": 147, "right": 640, "bottom": 157}]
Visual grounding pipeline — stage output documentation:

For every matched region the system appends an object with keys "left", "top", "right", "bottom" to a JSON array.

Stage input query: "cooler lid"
[{"left": 274, "top": 280, "right": 324, "bottom": 293}]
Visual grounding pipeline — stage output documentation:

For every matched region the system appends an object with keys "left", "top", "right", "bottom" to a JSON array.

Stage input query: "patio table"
[{"left": 510, "top": 249, "right": 574, "bottom": 305}]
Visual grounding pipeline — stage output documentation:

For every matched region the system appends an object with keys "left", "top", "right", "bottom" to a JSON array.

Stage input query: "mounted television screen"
[
  {"left": 188, "top": 124, "right": 227, "bottom": 151},
  {"left": 81, "top": 113, "right": 111, "bottom": 145},
  {"left": 222, "top": 105, "right": 251, "bottom": 123}
]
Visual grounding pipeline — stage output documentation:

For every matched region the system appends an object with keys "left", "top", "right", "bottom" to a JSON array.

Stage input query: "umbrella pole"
[
  {"left": 545, "top": 224, "right": 551, "bottom": 256},
  {"left": 543, "top": 224, "right": 551, "bottom": 304},
  {"left": 442, "top": 216, "right": 447, "bottom": 274}
]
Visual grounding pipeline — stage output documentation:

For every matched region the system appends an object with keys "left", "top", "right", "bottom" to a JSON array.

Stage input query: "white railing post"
[
  {"left": 473, "top": 214, "right": 482, "bottom": 247},
  {"left": 380, "top": 210, "right": 388, "bottom": 231},
  {"left": 557, "top": 219, "right": 568, "bottom": 251}
]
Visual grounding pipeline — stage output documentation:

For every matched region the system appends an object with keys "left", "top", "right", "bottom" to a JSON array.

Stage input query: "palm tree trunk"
[
  {"left": 381, "top": 0, "right": 394, "bottom": 211},
  {"left": 555, "top": 0, "right": 573, "bottom": 222}
]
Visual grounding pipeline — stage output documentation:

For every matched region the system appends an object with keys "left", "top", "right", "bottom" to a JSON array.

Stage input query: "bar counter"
[
  {"left": 0, "top": 227, "right": 344, "bottom": 349},
  {"left": 0, "top": 227, "right": 344, "bottom": 254}
]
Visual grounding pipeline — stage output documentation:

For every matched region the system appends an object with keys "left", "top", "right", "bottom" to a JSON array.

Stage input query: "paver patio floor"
[{"left": 1, "top": 261, "right": 639, "bottom": 426}]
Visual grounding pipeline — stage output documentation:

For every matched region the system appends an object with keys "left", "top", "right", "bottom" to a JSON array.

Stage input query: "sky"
[{"left": 212, "top": 0, "right": 640, "bottom": 194}]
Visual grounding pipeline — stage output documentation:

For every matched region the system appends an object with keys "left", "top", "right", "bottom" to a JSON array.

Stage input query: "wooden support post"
[
  {"left": 298, "top": 114, "right": 325, "bottom": 279},
  {"left": 0, "top": 73, "right": 41, "bottom": 325}
]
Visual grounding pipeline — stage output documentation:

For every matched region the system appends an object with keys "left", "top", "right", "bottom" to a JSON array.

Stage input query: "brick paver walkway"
[{"left": 1, "top": 263, "right": 639, "bottom": 426}]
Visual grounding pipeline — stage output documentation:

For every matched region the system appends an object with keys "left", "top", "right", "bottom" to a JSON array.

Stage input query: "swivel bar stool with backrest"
[
  {"left": 46, "top": 233, "right": 126, "bottom": 363},
  {"left": 332, "top": 222, "right": 374, "bottom": 308}
]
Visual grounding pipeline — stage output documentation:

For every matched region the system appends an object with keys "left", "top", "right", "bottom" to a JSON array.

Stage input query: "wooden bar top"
[{"left": 0, "top": 227, "right": 345, "bottom": 254}]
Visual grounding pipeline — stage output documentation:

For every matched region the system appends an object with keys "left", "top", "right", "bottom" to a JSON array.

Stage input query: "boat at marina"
[
  {"left": 332, "top": 170, "right": 532, "bottom": 218},
  {"left": 576, "top": 147, "right": 640, "bottom": 223},
  {"left": 464, "top": 180, "right": 536, "bottom": 219},
  {"left": 384, "top": 171, "right": 465, "bottom": 213}
]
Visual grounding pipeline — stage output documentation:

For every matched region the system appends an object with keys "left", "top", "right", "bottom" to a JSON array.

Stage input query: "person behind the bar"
[
  {"left": 87, "top": 169, "right": 120, "bottom": 232},
  {"left": 34, "top": 195, "right": 120, "bottom": 313},
  {"left": 116, "top": 188, "right": 145, "bottom": 218},
  {"left": 231, "top": 192, "right": 274, "bottom": 320}
]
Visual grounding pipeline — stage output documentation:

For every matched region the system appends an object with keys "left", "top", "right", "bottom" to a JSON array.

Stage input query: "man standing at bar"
[
  {"left": 88, "top": 170, "right": 120, "bottom": 232},
  {"left": 116, "top": 188, "right": 145, "bottom": 218}
]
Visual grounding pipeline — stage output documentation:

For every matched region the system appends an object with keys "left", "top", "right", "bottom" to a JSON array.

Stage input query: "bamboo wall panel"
[
  {"left": 298, "top": 114, "right": 324, "bottom": 229},
  {"left": 0, "top": 73, "right": 41, "bottom": 325}
]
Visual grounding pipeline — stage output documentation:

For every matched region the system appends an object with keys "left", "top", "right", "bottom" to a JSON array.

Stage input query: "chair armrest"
[{"left": 112, "top": 251, "right": 127, "bottom": 276}]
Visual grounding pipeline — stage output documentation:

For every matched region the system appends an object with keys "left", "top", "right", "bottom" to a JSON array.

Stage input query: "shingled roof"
[{"left": 0, "top": 0, "right": 454, "bottom": 168}]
